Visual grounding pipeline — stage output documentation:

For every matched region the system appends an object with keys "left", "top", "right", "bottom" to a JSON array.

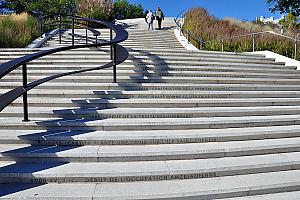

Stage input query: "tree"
[
  {"left": 279, "top": 12, "right": 299, "bottom": 30},
  {"left": 267, "top": 0, "right": 300, "bottom": 16},
  {"left": 113, "top": 0, "right": 144, "bottom": 20},
  {"left": 2, "top": 0, "right": 77, "bottom": 15}
]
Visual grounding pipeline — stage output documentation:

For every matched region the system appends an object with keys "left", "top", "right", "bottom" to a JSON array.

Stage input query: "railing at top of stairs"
[
  {"left": 174, "top": 10, "right": 300, "bottom": 60},
  {"left": 0, "top": 14, "right": 129, "bottom": 122},
  {"left": 174, "top": 9, "right": 204, "bottom": 50}
]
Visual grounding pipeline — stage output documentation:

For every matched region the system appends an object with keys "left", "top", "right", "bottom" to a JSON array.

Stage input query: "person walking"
[
  {"left": 156, "top": 7, "right": 164, "bottom": 30},
  {"left": 145, "top": 9, "right": 154, "bottom": 31}
]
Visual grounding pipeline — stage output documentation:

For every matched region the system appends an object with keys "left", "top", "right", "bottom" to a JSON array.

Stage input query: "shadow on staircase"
[{"left": 0, "top": 44, "right": 172, "bottom": 196}]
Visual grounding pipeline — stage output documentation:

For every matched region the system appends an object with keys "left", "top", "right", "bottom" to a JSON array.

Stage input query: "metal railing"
[
  {"left": 174, "top": 9, "right": 204, "bottom": 50},
  {"left": 174, "top": 10, "right": 300, "bottom": 60},
  {"left": 0, "top": 14, "right": 129, "bottom": 122},
  {"left": 221, "top": 31, "right": 300, "bottom": 60}
]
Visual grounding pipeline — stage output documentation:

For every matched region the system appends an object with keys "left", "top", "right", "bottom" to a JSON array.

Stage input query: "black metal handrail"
[
  {"left": 174, "top": 9, "right": 204, "bottom": 50},
  {"left": 220, "top": 31, "right": 299, "bottom": 59},
  {"left": 0, "top": 15, "right": 129, "bottom": 122}
]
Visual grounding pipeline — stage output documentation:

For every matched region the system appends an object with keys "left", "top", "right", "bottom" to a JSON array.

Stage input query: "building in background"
[{"left": 256, "top": 15, "right": 285, "bottom": 25}]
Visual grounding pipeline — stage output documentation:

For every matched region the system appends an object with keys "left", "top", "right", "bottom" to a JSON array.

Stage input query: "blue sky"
[{"left": 128, "top": 0, "right": 282, "bottom": 21}]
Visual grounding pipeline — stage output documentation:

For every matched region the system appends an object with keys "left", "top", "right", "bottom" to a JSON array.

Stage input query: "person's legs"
[
  {"left": 150, "top": 22, "right": 153, "bottom": 30},
  {"left": 158, "top": 19, "right": 162, "bottom": 29},
  {"left": 147, "top": 23, "right": 151, "bottom": 30}
]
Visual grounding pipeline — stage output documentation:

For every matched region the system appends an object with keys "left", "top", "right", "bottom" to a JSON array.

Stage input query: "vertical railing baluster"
[
  {"left": 252, "top": 34, "right": 255, "bottom": 52},
  {"left": 86, "top": 28, "right": 88, "bottom": 44},
  {"left": 221, "top": 39, "right": 224, "bottom": 52},
  {"left": 110, "top": 29, "right": 113, "bottom": 60},
  {"left": 113, "top": 44, "right": 117, "bottom": 83},
  {"left": 40, "top": 20, "right": 43, "bottom": 38},
  {"left": 294, "top": 39, "right": 297, "bottom": 60},
  {"left": 59, "top": 15, "right": 62, "bottom": 44},
  {"left": 72, "top": 18, "right": 75, "bottom": 46},
  {"left": 22, "top": 63, "right": 29, "bottom": 122}
]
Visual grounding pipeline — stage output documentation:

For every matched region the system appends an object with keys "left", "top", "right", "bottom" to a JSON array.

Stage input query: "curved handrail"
[
  {"left": 0, "top": 15, "right": 129, "bottom": 121},
  {"left": 174, "top": 9, "right": 204, "bottom": 49}
]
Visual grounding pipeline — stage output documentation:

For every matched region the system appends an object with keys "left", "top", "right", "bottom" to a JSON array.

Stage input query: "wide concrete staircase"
[{"left": 1, "top": 18, "right": 300, "bottom": 199}]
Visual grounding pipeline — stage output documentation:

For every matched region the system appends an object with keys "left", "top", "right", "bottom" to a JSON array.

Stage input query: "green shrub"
[
  {"left": 113, "top": 0, "right": 144, "bottom": 20},
  {"left": 0, "top": 13, "right": 39, "bottom": 48},
  {"left": 184, "top": 8, "right": 300, "bottom": 60}
]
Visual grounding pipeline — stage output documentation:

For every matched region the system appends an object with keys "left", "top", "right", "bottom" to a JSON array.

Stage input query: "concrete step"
[
  {"left": 1, "top": 58, "right": 288, "bottom": 69},
  {"left": 0, "top": 47, "right": 268, "bottom": 58},
  {"left": 2, "top": 114, "right": 300, "bottom": 131},
  {"left": 0, "top": 48, "right": 270, "bottom": 60},
  {"left": 3, "top": 106, "right": 300, "bottom": 119},
  {"left": 17, "top": 64, "right": 298, "bottom": 74},
  {"left": 1, "top": 125, "right": 300, "bottom": 146},
  {"left": 2, "top": 169, "right": 300, "bottom": 199},
  {"left": 222, "top": 191, "right": 300, "bottom": 200},
  {"left": 3, "top": 89, "right": 300, "bottom": 99},
  {"left": 3, "top": 76, "right": 300, "bottom": 85},
  {"left": 3, "top": 83, "right": 300, "bottom": 92},
  {"left": 7, "top": 70, "right": 300, "bottom": 79},
  {"left": 0, "top": 152, "right": 300, "bottom": 184},
  {"left": 1, "top": 137, "right": 300, "bottom": 162},
  {"left": 8, "top": 97, "right": 300, "bottom": 108},
  {"left": 2, "top": 54, "right": 279, "bottom": 65}
]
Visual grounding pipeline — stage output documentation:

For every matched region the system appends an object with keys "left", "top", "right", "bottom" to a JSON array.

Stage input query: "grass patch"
[
  {"left": 184, "top": 8, "right": 300, "bottom": 60},
  {"left": 0, "top": 13, "right": 39, "bottom": 48}
]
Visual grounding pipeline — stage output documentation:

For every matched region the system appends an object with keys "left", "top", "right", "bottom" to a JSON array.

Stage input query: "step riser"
[
  {"left": 3, "top": 109, "right": 300, "bottom": 119},
  {"left": 13, "top": 93, "right": 300, "bottom": 99},
  {"left": 4, "top": 67, "right": 296, "bottom": 74},
  {"left": 1, "top": 129, "right": 299, "bottom": 146},
  {"left": 0, "top": 61, "right": 286, "bottom": 69},
  {"left": 6, "top": 72, "right": 300, "bottom": 79},
  {"left": 9, "top": 100, "right": 300, "bottom": 108},
  {"left": 4, "top": 85, "right": 300, "bottom": 91},
  {"left": 2, "top": 145, "right": 300, "bottom": 162},
  {"left": 1, "top": 56, "right": 279, "bottom": 65},
  {"left": 3, "top": 78, "right": 300, "bottom": 84},
  {"left": 0, "top": 53, "right": 275, "bottom": 61},
  {"left": 1, "top": 118, "right": 300, "bottom": 131},
  {"left": 0, "top": 163, "right": 295, "bottom": 184}
]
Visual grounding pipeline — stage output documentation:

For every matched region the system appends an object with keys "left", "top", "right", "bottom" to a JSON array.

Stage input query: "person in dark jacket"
[{"left": 155, "top": 7, "right": 164, "bottom": 30}]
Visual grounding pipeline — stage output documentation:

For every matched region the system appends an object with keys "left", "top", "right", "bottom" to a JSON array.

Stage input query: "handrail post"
[
  {"left": 110, "top": 29, "right": 113, "bottom": 60},
  {"left": 72, "top": 18, "right": 75, "bottom": 46},
  {"left": 40, "top": 20, "right": 43, "bottom": 38},
  {"left": 95, "top": 35, "right": 98, "bottom": 47},
  {"left": 252, "top": 34, "right": 255, "bottom": 52},
  {"left": 59, "top": 15, "right": 62, "bottom": 44},
  {"left": 113, "top": 44, "right": 117, "bottom": 83},
  {"left": 221, "top": 39, "right": 224, "bottom": 52},
  {"left": 22, "top": 63, "right": 29, "bottom": 122},
  {"left": 294, "top": 38, "right": 297, "bottom": 60},
  {"left": 86, "top": 28, "right": 88, "bottom": 44},
  {"left": 198, "top": 38, "right": 203, "bottom": 50}
]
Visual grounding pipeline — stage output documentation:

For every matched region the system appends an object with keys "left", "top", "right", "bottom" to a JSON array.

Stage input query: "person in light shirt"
[{"left": 145, "top": 9, "right": 155, "bottom": 30}]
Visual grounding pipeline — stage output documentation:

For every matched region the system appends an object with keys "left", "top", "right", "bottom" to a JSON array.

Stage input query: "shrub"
[
  {"left": 77, "top": 0, "right": 113, "bottom": 21},
  {"left": 0, "top": 13, "right": 39, "bottom": 48},
  {"left": 3, "top": 0, "right": 77, "bottom": 16},
  {"left": 113, "top": 0, "right": 144, "bottom": 20},
  {"left": 184, "top": 8, "right": 300, "bottom": 60}
]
